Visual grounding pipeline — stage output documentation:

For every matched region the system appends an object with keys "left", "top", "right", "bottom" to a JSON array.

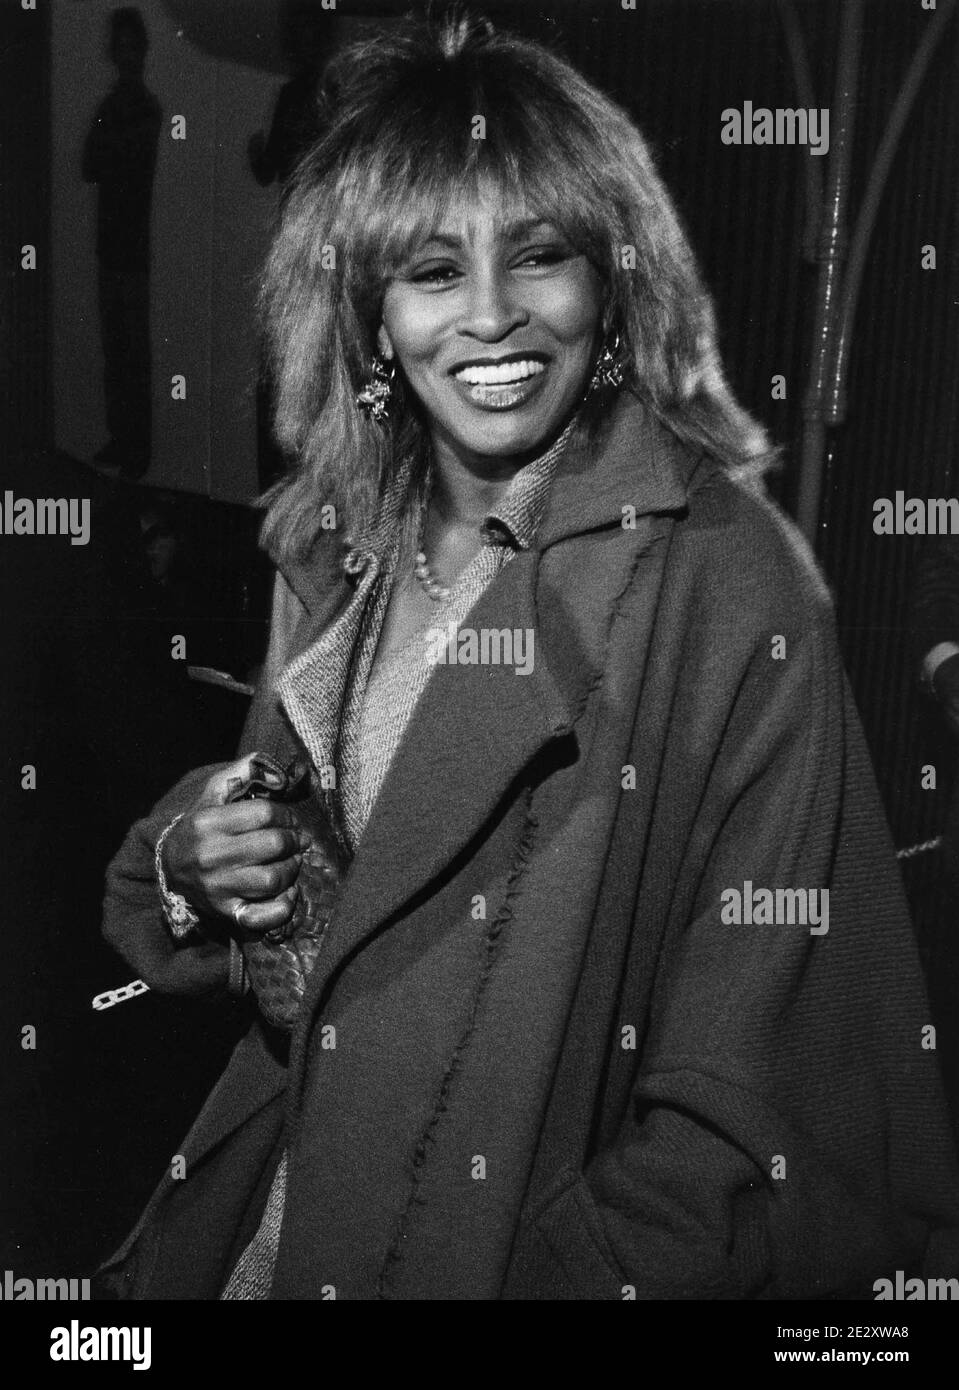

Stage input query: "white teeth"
[{"left": 454, "top": 359, "right": 546, "bottom": 386}]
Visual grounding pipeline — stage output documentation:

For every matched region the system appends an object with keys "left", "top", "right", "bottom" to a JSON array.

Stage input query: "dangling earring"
[
  {"left": 356, "top": 354, "right": 396, "bottom": 425},
  {"left": 587, "top": 330, "right": 627, "bottom": 395}
]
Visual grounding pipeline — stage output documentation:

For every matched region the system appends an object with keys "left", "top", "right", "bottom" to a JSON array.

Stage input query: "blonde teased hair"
[{"left": 258, "top": 9, "right": 773, "bottom": 570}]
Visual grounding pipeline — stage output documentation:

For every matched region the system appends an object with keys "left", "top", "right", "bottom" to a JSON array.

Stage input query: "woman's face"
[{"left": 378, "top": 197, "right": 605, "bottom": 468}]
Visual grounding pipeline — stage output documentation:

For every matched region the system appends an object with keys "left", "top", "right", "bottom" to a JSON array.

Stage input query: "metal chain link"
[
  {"left": 91, "top": 979, "right": 150, "bottom": 1011},
  {"left": 895, "top": 835, "right": 942, "bottom": 861}
]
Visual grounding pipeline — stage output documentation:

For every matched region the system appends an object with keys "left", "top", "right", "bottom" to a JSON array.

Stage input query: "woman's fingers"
[
  {"left": 160, "top": 796, "right": 312, "bottom": 927},
  {"left": 231, "top": 886, "right": 297, "bottom": 935},
  {"left": 186, "top": 810, "right": 311, "bottom": 876},
  {"left": 194, "top": 799, "right": 304, "bottom": 838},
  {"left": 225, "top": 855, "right": 302, "bottom": 901},
  {"left": 227, "top": 826, "right": 313, "bottom": 865}
]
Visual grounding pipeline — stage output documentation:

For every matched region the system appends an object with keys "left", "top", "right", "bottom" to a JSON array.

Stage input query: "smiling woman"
[{"left": 98, "top": 10, "right": 959, "bottom": 1301}]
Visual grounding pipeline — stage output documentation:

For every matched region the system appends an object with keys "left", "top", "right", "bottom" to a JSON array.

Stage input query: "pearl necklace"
[
  {"left": 413, "top": 547, "right": 451, "bottom": 603},
  {"left": 413, "top": 482, "right": 454, "bottom": 601}
]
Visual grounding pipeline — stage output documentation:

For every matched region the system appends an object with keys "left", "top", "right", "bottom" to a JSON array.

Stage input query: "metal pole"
[
  {"left": 776, "top": 0, "right": 823, "bottom": 264},
  {"left": 828, "top": 0, "right": 958, "bottom": 428},
  {"left": 796, "top": 0, "right": 865, "bottom": 546}
]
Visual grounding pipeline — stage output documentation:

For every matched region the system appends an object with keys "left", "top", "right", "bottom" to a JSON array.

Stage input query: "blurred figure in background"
[
  {"left": 248, "top": 3, "right": 337, "bottom": 492},
  {"left": 247, "top": 2, "right": 332, "bottom": 204},
  {"left": 82, "top": 7, "right": 161, "bottom": 481}
]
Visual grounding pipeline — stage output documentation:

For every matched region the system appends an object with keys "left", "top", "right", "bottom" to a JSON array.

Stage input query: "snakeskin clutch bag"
[{"left": 224, "top": 751, "right": 345, "bottom": 1031}]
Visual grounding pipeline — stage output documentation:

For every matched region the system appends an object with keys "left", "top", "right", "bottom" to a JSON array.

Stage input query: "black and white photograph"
[{"left": 1, "top": 0, "right": 958, "bottom": 1357}]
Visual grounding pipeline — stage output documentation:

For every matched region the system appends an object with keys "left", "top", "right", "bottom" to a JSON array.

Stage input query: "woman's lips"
[{"left": 449, "top": 362, "right": 549, "bottom": 411}]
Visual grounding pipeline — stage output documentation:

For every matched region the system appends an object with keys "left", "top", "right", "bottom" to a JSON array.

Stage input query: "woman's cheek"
[
  {"left": 539, "top": 270, "right": 605, "bottom": 343},
  {"left": 382, "top": 286, "right": 453, "bottom": 363}
]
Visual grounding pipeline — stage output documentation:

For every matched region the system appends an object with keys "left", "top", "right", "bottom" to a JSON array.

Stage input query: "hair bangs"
[{"left": 347, "top": 78, "right": 613, "bottom": 317}]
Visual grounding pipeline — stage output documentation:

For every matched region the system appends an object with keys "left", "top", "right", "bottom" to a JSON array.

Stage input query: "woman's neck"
[
  {"left": 426, "top": 415, "right": 577, "bottom": 528},
  {"left": 427, "top": 462, "right": 516, "bottom": 530}
]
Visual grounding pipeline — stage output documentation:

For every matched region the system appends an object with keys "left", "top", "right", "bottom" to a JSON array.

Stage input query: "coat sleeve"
[
  {"left": 563, "top": 558, "right": 959, "bottom": 1299},
  {"left": 101, "top": 573, "right": 307, "bottom": 994}
]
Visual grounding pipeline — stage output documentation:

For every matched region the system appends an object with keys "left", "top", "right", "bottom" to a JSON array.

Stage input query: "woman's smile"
[{"left": 449, "top": 352, "right": 549, "bottom": 411}]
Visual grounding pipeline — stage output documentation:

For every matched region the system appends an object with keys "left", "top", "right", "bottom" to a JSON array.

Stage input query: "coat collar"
[
  {"left": 537, "top": 389, "right": 695, "bottom": 547},
  {"left": 280, "top": 393, "right": 699, "bottom": 1046}
]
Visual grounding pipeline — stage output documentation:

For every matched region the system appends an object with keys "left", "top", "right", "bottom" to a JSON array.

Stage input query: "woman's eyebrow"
[
  {"left": 410, "top": 219, "right": 559, "bottom": 253},
  {"left": 412, "top": 232, "right": 462, "bottom": 252},
  {"left": 500, "top": 217, "right": 557, "bottom": 241}
]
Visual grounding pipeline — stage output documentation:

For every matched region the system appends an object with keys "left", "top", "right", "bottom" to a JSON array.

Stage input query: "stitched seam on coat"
[
  {"left": 563, "top": 520, "right": 672, "bottom": 730},
  {"left": 375, "top": 783, "right": 540, "bottom": 1298}
]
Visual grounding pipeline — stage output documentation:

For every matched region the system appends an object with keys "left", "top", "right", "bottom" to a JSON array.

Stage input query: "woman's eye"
[
  {"left": 404, "top": 247, "right": 572, "bottom": 284},
  {"left": 516, "top": 247, "right": 570, "bottom": 269},
  {"left": 409, "top": 264, "right": 460, "bottom": 285}
]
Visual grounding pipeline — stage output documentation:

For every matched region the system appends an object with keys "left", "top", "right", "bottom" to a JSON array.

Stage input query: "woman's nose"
[{"left": 459, "top": 270, "right": 528, "bottom": 341}]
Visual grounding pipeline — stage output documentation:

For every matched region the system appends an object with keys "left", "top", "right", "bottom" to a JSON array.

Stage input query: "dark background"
[{"left": 2, "top": 0, "right": 957, "bottom": 1278}]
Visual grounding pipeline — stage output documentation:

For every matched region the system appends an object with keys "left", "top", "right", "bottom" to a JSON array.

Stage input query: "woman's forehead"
[
  {"left": 400, "top": 186, "right": 562, "bottom": 249},
  {"left": 414, "top": 212, "right": 560, "bottom": 248}
]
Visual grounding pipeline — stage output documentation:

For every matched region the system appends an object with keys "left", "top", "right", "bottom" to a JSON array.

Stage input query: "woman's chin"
[{"left": 435, "top": 393, "right": 580, "bottom": 461}]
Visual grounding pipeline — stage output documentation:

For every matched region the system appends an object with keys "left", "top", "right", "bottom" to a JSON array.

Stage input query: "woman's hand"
[{"left": 162, "top": 764, "right": 313, "bottom": 936}]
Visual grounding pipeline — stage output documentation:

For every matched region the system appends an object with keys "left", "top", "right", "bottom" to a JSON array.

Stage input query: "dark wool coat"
[{"left": 99, "top": 392, "right": 959, "bottom": 1300}]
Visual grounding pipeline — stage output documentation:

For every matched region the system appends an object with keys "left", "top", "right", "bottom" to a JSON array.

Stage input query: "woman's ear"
[{"left": 376, "top": 325, "right": 394, "bottom": 361}]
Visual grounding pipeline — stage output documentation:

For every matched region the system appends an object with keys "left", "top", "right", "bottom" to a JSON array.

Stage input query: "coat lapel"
[
  {"left": 275, "top": 556, "right": 382, "bottom": 850},
  {"left": 304, "top": 547, "right": 572, "bottom": 985}
]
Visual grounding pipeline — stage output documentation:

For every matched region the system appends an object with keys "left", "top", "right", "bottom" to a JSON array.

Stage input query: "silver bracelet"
[{"left": 155, "top": 813, "right": 201, "bottom": 940}]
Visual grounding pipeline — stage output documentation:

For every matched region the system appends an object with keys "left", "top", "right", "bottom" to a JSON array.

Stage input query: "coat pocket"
[{"left": 513, "top": 1164, "right": 630, "bottom": 1301}]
